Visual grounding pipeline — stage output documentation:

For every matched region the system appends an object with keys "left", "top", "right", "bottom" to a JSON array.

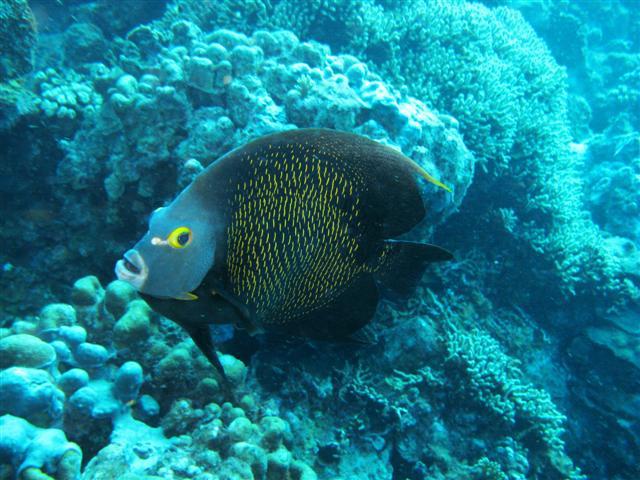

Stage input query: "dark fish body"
[{"left": 117, "top": 128, "right": 452, "bottom": 376}]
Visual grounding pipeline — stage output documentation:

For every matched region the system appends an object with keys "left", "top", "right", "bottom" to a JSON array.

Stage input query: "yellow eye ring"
[{"left": 167, "top": 226, "right": 192, "bottom": 249}]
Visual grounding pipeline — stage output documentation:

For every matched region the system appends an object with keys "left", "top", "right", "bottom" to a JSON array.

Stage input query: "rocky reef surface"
[
  {"left": 1, "top": 0, "right": 639, "bottom": 479},
  {"left": 1, "top": 273, "right": 589, "bottom": 480},
  {"left": 1, "top": 276, "right": 317, "bottom": 479}
]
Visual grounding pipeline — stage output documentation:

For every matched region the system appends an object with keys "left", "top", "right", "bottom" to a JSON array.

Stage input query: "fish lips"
[{"left": 115, "top": 249, "right": 148, "bottom": 290}]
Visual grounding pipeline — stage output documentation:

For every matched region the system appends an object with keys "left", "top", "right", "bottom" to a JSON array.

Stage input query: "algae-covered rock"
[
  {"left": 227, "top": 416, "right": 258, "bottom": 443},
  {"left": 292, "top": 460, "right": 318, "bottom": 480},
  {"left": 160, "top": 399, "right": 205, "bottom": 437},
  {"left": 0, "top": 368, "right": 64, "bottom": 427},
  {"left": 0, "top": 0, "right": 36, "bottom": 81},
  {"left": 113, "top": 361, "right": 144, "bottom": 402},
  {"left": 37, "top": 303, "right": 76, "bottom": 332},
  {"left": 56, "top": 449, "right": 83, "bottom": 480},
  {"left": 0, "top": 334, "right": 55, "bottom": 369},
  {"left": 9, "top": 320, "right": 37, "bottom": 336},
  {"left": 156, "top": 347, "right": 191, "bottom": 385},
  {"left": 58, "top": 325, "right": 87, "bottom": 347},
  {"left": 230, "top": 45, "right": 264, "bottom": 76},
  {"left": 221, "top": 402, "right": 246, "bottom": 425},
  {"left": 195, "top": 377, "right": 220, "bottom": 400},
  {"left": 74, "top": 342, "right": 109, "bottom": 369},
  {"left": 0, "top": 79, "right": 36, "bottom": 130},
  {"left": 134, "top": 394, "right": 160, "bottom": 421},
  {"left": 81, "top": 442, "right": 166, "bottom": 480},
  {"left": 104, "top": 280, "right": 138, "bottom": 319},
  {"left": 260, "top": 416, "right": 291, "bottom": 451},
  {"left": 267, "top": 446, "right": 293, "bottom": 480},
  {"left": 230, "top": 442, "right": 267, "bottom": 478},
  {"left": 219, "top": 353, "right": 247, "bottom": 386},
  {"left": 71, "top": 276, "right": 105, "bottom": 307},
  {"left": 185, "top": 56, "right": 215, "bottom": 92},
  {"left": 0, "top": 415, "right": 81, "bottom": 480},
  {"left": 63, "top": 22, "right": 107, "bottom": 64},
  {"left": 586, "top": 326, "right": 640, "bottom": 370},
  {"left": 113, "top": 300, "right": 152, "bottom": 345},
  {"left": 239, "top": 394, "right": 257, "bottom": 416},
  {"left": 58, "top": 368, "right": 90, "bottom": 396},
  {"left": 49, "top": 340, "right": 73, "bottom": 365}
]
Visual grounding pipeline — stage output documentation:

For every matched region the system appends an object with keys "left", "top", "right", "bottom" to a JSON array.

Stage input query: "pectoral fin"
[{"left": 174, "top": 292, "right": 199, "bottom": 301}]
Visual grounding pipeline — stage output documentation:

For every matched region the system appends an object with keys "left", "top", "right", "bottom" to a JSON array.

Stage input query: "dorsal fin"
[{"left": 203, "top": 128, "right": 448, "bottom": 238}]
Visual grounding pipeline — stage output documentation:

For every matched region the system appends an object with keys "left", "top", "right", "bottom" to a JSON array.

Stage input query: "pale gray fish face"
[{"left": 115, "top": 199, "right": 216, "bottom": 299}]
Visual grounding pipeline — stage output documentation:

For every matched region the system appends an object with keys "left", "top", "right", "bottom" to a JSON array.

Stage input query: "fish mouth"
[
  {"left": 123, "top": 257, "right": 141, "bottom": 274},
  {"left": 115, "top": 249, "right": 148, "bottom": 290}
]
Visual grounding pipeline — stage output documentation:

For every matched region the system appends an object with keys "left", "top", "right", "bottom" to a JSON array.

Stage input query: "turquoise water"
[{"left": 0, "top": 1, "right": 638, "bottom": 479}]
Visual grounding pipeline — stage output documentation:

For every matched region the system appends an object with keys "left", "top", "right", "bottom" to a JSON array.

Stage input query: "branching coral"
[
  {"left": 382, "top": 1, "right": 635, "bottom": 305},
  {"left": 443, "top": 325, "right": 584, "bottom": 479},
  {"left": 219, "top": 0, "right": 637, "bottom": 306},
  {"left": 32, "top": 67, "right": 103, "bottom": 126}
]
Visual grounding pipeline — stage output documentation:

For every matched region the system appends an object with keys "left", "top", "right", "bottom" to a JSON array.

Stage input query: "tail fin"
[{"left": 374, "top": 240, "right": 453, "bottom": 297}]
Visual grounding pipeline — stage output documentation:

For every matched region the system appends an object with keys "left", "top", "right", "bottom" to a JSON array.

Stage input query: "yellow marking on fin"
[
  {"left": 413, "top": 163, "right": 452, "bottom": 192},
  {"left": 175, "top": 292, "right": 198, "bottom": 301}
]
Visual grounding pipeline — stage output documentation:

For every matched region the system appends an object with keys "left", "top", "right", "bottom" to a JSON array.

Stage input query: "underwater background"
[{"left": 0, "top": 0, "right": 639, "bottom": 478}]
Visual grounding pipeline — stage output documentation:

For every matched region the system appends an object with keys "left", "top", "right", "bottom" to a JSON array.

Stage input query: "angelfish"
[{"left": 115, "top": 129, "right": 453, "bottom": 378}]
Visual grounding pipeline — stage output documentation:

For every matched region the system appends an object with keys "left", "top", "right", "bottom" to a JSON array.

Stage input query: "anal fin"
[{"left": 282, "top": 274, "right": 379, "bottom": 340}]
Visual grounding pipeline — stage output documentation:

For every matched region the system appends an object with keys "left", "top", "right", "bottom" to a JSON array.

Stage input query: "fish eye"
[{"left": 167, "top": 226, "right": 192, "bottom": 249}]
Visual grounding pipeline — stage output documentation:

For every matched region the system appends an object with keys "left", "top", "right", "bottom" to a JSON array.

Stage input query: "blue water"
[{"left": 0, "top": 1, "right": 638, "bottom": 479}]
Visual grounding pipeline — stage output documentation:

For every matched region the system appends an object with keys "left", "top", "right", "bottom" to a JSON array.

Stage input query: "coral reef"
[
  {"left": 443, "top": 326, "right": 581, "bottom": 478},
  {"left": 489, "top": 0, "right": 640, "bottom": 134},
  {"left": 0, "top": 276, "right": 317, "bottom": 479},
  {"left": 0, "top": 273, "right": 588, "bottom": 479},
  {"left": 0, "top": 79, "right": 37, "bottom": 131},
  {"left": 584, "top": 126, "right": 640, "bottom": 244},
  {"left": 1, "top": 0, "right": 639, "bottom": 478},
  {"left": 167, "top": 0, "right": 639, "bottom": 306},
  {"left": 0, "top": 0, "right": 37, "bottom": 131},
  {"left": 2, "top": 17, "right": 471, "bottom": 310},
  {"left": 249, "top": 0, "right": 637, "bottom": 307},
  {"left": 243, "top": 282, "right": 586, "bottom": 480},
  {"left": 0, "top": 415, "right": 81, "bottom": 480}
]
